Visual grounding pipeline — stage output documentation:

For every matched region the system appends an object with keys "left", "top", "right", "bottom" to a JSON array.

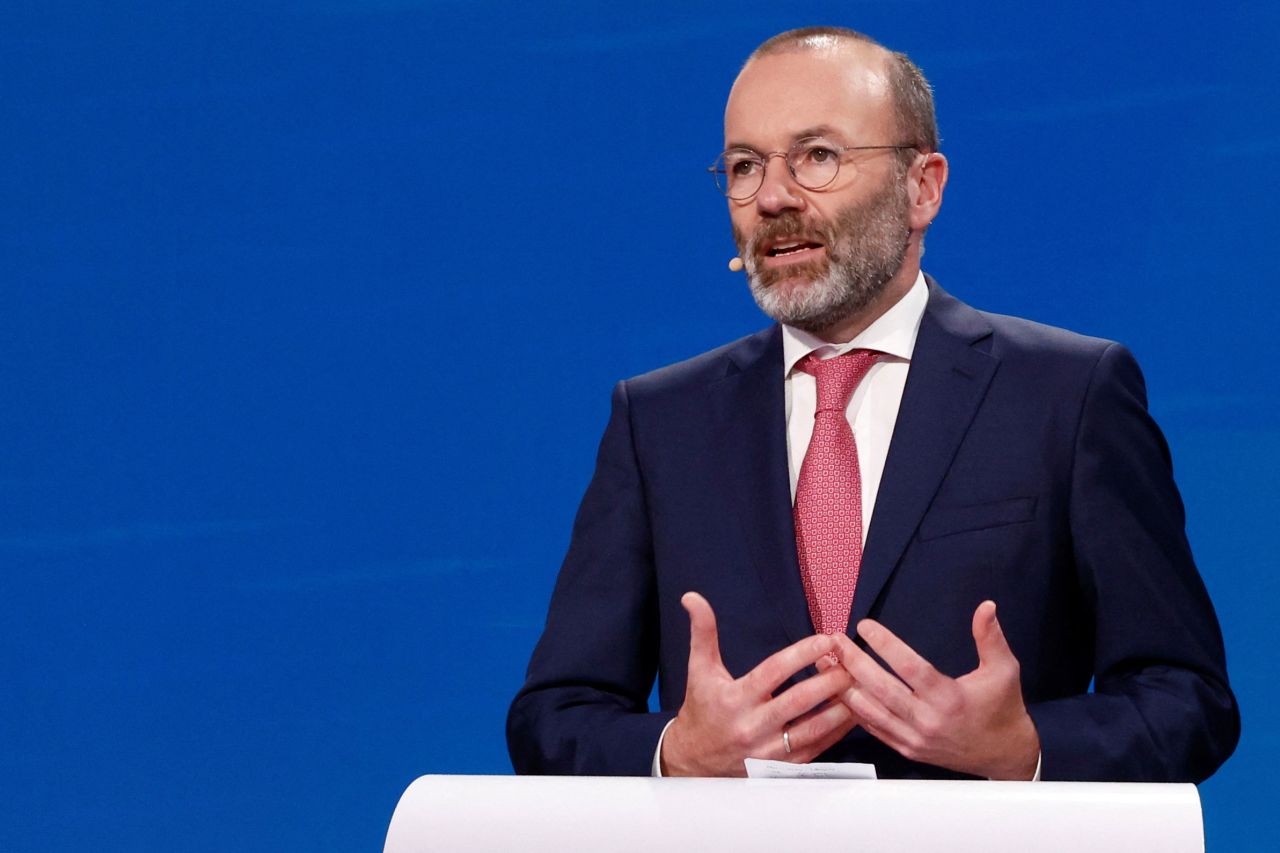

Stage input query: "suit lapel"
[
  {"left": 709, "top": 327, "right": 816, "bottom": 648},
  {"left": 850, "top": 280, "right": 999, "bottom": 626}
]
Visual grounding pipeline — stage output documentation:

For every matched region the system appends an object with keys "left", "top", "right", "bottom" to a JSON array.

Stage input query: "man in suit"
[{"left": 507, "top": 27, "right": 1238, "bottom": 781}]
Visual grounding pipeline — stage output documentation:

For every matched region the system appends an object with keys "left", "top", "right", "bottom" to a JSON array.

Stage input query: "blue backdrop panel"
[{"left": 2, "top": 1, "right": 1275, "bottom": 849}]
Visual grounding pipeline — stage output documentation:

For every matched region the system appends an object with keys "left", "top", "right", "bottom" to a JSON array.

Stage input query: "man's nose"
[{"left": 754, "top": 153, "right": 807, "bottom": 216}]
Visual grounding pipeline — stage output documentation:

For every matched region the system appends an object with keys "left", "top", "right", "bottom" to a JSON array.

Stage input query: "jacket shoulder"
[
  {"left": 925, "top": 278, "right": 1125, "bottom": 368},
  {"left": 979, "top": 309, "right": 1121, "bottom": 363},
  {"left": 622, "top": 325, "right": 778, "bottom": 398},
  {"left": 924, "top": 280, "right": 1140, "bottom": 395}
]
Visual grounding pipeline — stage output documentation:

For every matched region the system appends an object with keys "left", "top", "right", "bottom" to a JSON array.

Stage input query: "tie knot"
[{"left": 800, "top": 349, "right": 882, "bottom": 413}]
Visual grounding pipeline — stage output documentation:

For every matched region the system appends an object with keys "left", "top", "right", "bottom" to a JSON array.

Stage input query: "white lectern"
[{"left": 384, "top": 775, "right": 1203, "bottom": 852}]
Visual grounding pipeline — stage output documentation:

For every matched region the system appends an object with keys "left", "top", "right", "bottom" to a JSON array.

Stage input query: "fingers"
[
  {"left": 759, "top": 665, "right": 851, "bottom": 729},
  {"left": 837, "top": 635, "right": 918, "bottom": 722},
  {"left": 785, "top": 700, "right": 858, "bottom": 762},
  {"left": 681, "top": 592, "right": 725, "bottom": 674},
  {"left": 971, "top": 600, "right": 1014, "bottom": 670},
  {"left": 741, "top": 632, "right": 836, "bottom": 696},
  {"left": 855, "top": 713, "right": 914, "bottom": 759},
  {"left": 840, "top": 679, "right": 918, "bottom": 754},
  {"left": 830, "top": 632, "right": 859, "bottom": 664},
  {"left": 832, "top": 627, "right": 944, "bottom": 758},
  {"left": 856, "top": 619, "right": 943, "bottom": 693},
  {"left": 831, "top": 632, "right": 906, "bottom": 714}
]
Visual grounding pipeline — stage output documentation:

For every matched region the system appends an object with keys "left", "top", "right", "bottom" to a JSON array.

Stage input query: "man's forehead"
[{"left": 724, "top": 43, "right": 894, "bottom": 147}]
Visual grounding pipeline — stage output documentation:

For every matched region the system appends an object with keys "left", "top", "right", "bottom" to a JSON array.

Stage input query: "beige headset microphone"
[{"left": 728, "top": 257, "right": 745, "bottom": 272}]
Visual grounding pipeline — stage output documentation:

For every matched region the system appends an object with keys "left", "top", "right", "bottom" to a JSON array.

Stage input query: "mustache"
[{"left": 741, "top": 213, "right": 834, "bottom": 261}]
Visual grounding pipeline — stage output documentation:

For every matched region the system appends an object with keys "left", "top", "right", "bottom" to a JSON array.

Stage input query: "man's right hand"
[{"left": 660, "top": 591, "right": 858, "bottom": 776}]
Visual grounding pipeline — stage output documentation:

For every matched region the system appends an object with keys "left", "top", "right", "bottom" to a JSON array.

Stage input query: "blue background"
[{"left": 3, "top": 1, "right": 1276, "bottom": 849}]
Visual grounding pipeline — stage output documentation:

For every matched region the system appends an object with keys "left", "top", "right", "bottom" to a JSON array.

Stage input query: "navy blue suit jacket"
[{"left": 507, "top": 280, "right": 1239, "bottom": 781}]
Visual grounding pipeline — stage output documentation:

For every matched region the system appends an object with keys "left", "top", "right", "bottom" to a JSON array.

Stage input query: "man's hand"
[
  {"left": 660, "top": 592, "right": 857, "bottom": 777},
  {"left": 832, "top": 600, "right": 1040, "bottom": 780}
]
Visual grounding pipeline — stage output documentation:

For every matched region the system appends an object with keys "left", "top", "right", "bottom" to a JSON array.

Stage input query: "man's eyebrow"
[
  {"left": 723, "top": 125, "right": 844, "bottom": 152},
  {"left": 792, "top": 125, "right": 841, "bottom": 141}
]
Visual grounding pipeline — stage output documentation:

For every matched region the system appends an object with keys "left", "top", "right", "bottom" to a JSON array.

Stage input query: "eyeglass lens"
[{"left": 713, "top": 138, "right": 843, "bottom": 199}]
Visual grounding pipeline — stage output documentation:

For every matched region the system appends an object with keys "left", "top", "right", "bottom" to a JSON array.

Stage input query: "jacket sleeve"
[
  {"left": 1027, "top": 343, "right": 1240, "bottom": 781},
  {"left": 506, "top": 380, "right": 676, "bottom": 774}
]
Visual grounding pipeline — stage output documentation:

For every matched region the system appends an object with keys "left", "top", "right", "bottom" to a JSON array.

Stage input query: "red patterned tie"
[{"left": 794, "top": 350, "right": 881, "bottom": 637}]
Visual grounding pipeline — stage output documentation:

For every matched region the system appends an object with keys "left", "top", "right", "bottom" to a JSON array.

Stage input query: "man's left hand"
[{"left": 831, "top": 600, "right": 1040, "bottom": 780}]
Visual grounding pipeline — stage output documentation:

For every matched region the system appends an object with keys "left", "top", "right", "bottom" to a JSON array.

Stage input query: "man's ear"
[{"left": 908, "top": 151, "right": 948, "bottom": 231}]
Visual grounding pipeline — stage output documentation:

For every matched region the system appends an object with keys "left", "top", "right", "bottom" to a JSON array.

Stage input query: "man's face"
[{"left": 724, "top": 45, "right": 912, "bottom": 332}]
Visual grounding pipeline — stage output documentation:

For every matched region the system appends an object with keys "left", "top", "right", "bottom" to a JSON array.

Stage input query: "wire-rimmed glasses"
[{"left": 709, "top": 137, "right": 918, "bottom": 200}]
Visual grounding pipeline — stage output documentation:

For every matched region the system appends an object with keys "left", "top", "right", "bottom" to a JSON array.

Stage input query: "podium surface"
[{"left": 384, "top": 774, "right": 1203, "bottom": 852}]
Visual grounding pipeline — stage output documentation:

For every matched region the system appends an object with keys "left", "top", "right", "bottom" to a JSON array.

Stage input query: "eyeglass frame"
[{"left": 707, "top": 138, "right": 922, "bottom": 200}]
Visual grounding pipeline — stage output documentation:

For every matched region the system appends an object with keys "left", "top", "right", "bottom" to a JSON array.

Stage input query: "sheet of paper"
[{"left": 744, "top": 758, "right": 877, "bottom": 780}]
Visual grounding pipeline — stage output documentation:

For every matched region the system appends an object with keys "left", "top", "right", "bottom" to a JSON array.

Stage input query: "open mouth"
[
  {"left": 766, "top": 240, "right": 824, "bottom": 257},
  {"left": 760, "top": 238, "right": 826, "bottom": 269}
]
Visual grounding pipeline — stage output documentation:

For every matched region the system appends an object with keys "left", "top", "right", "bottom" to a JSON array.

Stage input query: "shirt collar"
[{"left": 782, "top": 270, "right": 929, "bottom": 377}]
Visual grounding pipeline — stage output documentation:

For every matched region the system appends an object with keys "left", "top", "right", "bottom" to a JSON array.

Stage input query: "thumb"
[
  {"left": 682, "top": 591, "right": 725, "bottom": 674},
  {"left": 972, "top": 600, "right": 1015, "bottom": 669}
]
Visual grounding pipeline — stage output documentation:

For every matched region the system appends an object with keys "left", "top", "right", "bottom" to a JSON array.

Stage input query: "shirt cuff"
[{"left": 651, "top": 718, "right": 677, "bottom": 777}]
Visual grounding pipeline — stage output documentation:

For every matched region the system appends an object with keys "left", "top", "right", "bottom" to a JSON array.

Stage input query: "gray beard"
[{"left": 737, "top": 174, "right": 911, "bottom": 334}]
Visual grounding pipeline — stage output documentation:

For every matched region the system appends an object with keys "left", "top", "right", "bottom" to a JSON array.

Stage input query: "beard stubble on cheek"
[{"left": 734, "top": 174, "right": 912, "bottom": 333}]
